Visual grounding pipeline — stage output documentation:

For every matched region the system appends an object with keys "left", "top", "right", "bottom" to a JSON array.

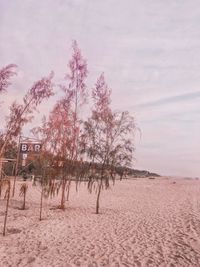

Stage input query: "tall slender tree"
[
  {"left": 33, "top": 41, "right": 88, "bottom": 209},
  {"left": 0, "top": 71, "right": 54, "bottom": 160},
  {"left": 33, "top": 98, "right": 74, "bottom": 209},
  {"left": 82, "top": 73, "right": 136, "bottom": 214},
  {"left": 0, "top": 71, "right": 54, "bottom": 196},
  {"left": 0, "top": 63, "right": 17, "bottom": 179},
  {"left": 63, "top": 40, "right": 88, "bottom": 200}
]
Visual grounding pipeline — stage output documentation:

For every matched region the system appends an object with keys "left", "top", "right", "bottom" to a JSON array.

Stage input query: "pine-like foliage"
[
  {"left": 0, "top": 64, "right": 17, "bottom": 94},
  {"left": 0, "top": 71, "right": 54, "bottom": 196},
  {"left": 33, "top": 41, "right": 88, "bottom": 209},
  {"left": 81, "top": 73, "right": 136, "bottom": 214}
]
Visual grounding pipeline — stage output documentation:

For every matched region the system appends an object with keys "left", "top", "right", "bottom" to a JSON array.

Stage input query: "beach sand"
[{"left": 0, "top": 177, "right": 200, "bottom": 267}]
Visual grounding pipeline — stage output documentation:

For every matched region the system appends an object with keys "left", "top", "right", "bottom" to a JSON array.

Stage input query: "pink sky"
[{"left": 0, "top": 0, "right": 200, "bottom": 177}]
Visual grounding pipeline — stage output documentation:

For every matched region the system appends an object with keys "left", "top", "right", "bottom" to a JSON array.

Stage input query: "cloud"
[
  {"left": 134, "top": 91, "right": 200, "bottom": 109},
  {"left": 0, "top": 0, "right": 200, "bottom": 177}
]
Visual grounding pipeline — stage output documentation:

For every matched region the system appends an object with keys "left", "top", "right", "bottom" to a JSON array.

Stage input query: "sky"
[{"left": 0, "top": 0, "right": 200, "bottom": 177}]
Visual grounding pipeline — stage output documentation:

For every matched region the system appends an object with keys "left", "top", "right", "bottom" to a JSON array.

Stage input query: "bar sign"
[{"left": 20, "top": 143, "right": 42, "bottom": 153}]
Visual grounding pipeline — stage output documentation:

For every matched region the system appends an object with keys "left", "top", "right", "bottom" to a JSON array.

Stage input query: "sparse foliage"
[
  {"left": 81, "top": 73, "right": 136, "bottom": 214},
  {"left": 0, "top": 42, "right": 137, "bottom": 222},
  {"left": 0, "top": 71, "right": 54, "bottom": 158},
  {"left": 61, "top": 40, "right": 88, "bottom": 203},
  {"left": 0, "top": 71, "right": 54, "bottom": 195},
  {"left": 0, "top": 64, "right": 17, "bottom": 94},
  {"left": 33, "top": 41, "right": 88, "bottom": 209}
]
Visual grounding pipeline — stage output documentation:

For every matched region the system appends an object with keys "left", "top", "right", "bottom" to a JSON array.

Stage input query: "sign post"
[{"left": 12, "top": 136, "right": 42, "bottom": 196}]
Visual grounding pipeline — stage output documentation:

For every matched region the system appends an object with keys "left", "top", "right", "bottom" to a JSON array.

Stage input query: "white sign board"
[{"left": 20, "top": 143, "right": 42, "bottom": 153}]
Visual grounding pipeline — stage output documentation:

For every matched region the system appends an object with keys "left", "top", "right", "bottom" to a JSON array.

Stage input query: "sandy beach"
[{"left": 0, "top": 177, "right": 200, "bottom": 267}]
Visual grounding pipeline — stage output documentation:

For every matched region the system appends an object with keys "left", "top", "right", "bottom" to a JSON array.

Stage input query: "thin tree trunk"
[
  {"left": 0, "top": 161, "right": 3, "bottom": 179},
  {"left": 75, "top": 180, "right": 79, "bottom": 192},
  {"left": 60, "top": 178, "right": 66, "bottom": 209},
  {"left": 3, "top": 185, "right": 10, "bottom": 236},
  {"left": 12, "top": 176, "right": 16, "bottom": 197},
  {"left": 22, "top": 191, "right": 26, "bottom": 210},
  {"left": 39, "top": 171, "right": 44, "bottom": 221},
  {"left": 96, "top": 178, "right": 103, "bottom": 214},
  {"left": 12, "top": 135, "right": 21, "bottom": 197},
  {"left": 39, "top": 183, "right": 43, "bottom": 221},
  {"left": 11, "top": 162, "right": 15, "bottom": 176},
  {"left": 66, "top": 179, "right": 71, "bottom": 201},
  {"left": 95, "top": 162, "right": 105, "bottom": 214}
]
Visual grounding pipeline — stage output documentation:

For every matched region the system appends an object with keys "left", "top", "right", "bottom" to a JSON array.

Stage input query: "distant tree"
[{"left": 81, "top": 73, "right": 136, "bottom": 214}]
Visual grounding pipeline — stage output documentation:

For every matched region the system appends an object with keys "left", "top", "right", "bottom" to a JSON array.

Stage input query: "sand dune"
[{"left": 0, "top": 177, "right": 200, "bottom": 267}]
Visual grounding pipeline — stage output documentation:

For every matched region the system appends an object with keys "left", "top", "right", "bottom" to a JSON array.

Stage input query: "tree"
[
  {"left": 0, "top": 63, "right": 17, "bottom": 179},
  {"left": 0, "top": 138, "right": 17, "bottom": 176},
  {"left": 0, "top": 71, "right": 54, "bottom": 195},
  {"left": 61, "top": 40, "right": 88, "bottom": 201},
  {"left": 0, "top": 71, "right": 54, "bottom": 158},
  {"left": 0, "top": 64, "right": 17, "bottom": 95},
  {"left": 82, "top": 73, "right": 136, "bottom": 214},
  {"left": 0, "top": 64, "right": 17, "bottom": 176},
  {"left": 33, "top": 41, "right": 88, "bottom": 209}
]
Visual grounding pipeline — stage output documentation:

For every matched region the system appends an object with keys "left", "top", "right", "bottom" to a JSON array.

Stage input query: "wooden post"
[
  {"left": 0, "top": 160, "right": 3, "bottom": 179},
  {"left": 39, "top": 165, "right": 45, "bottom": 221},
  {"left": 12, "top": 135, "right": 21, "bottom": 197},
  {"left": 3, "top": 182, "right": 10, "bottom": 236}
]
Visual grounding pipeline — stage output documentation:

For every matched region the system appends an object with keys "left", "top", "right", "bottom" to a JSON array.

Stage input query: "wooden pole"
[
  {"left": 0, "top": 160, "right": 3, "bottom": 179},
  {"left": 39, "top": 159, "right": 44, "bottom": 221},
  {"left": 3, "top": 182, "right": 10, "bottom": 236},
  {"left": 12, "top": 135, "right": 21, "bottom": 197}
]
